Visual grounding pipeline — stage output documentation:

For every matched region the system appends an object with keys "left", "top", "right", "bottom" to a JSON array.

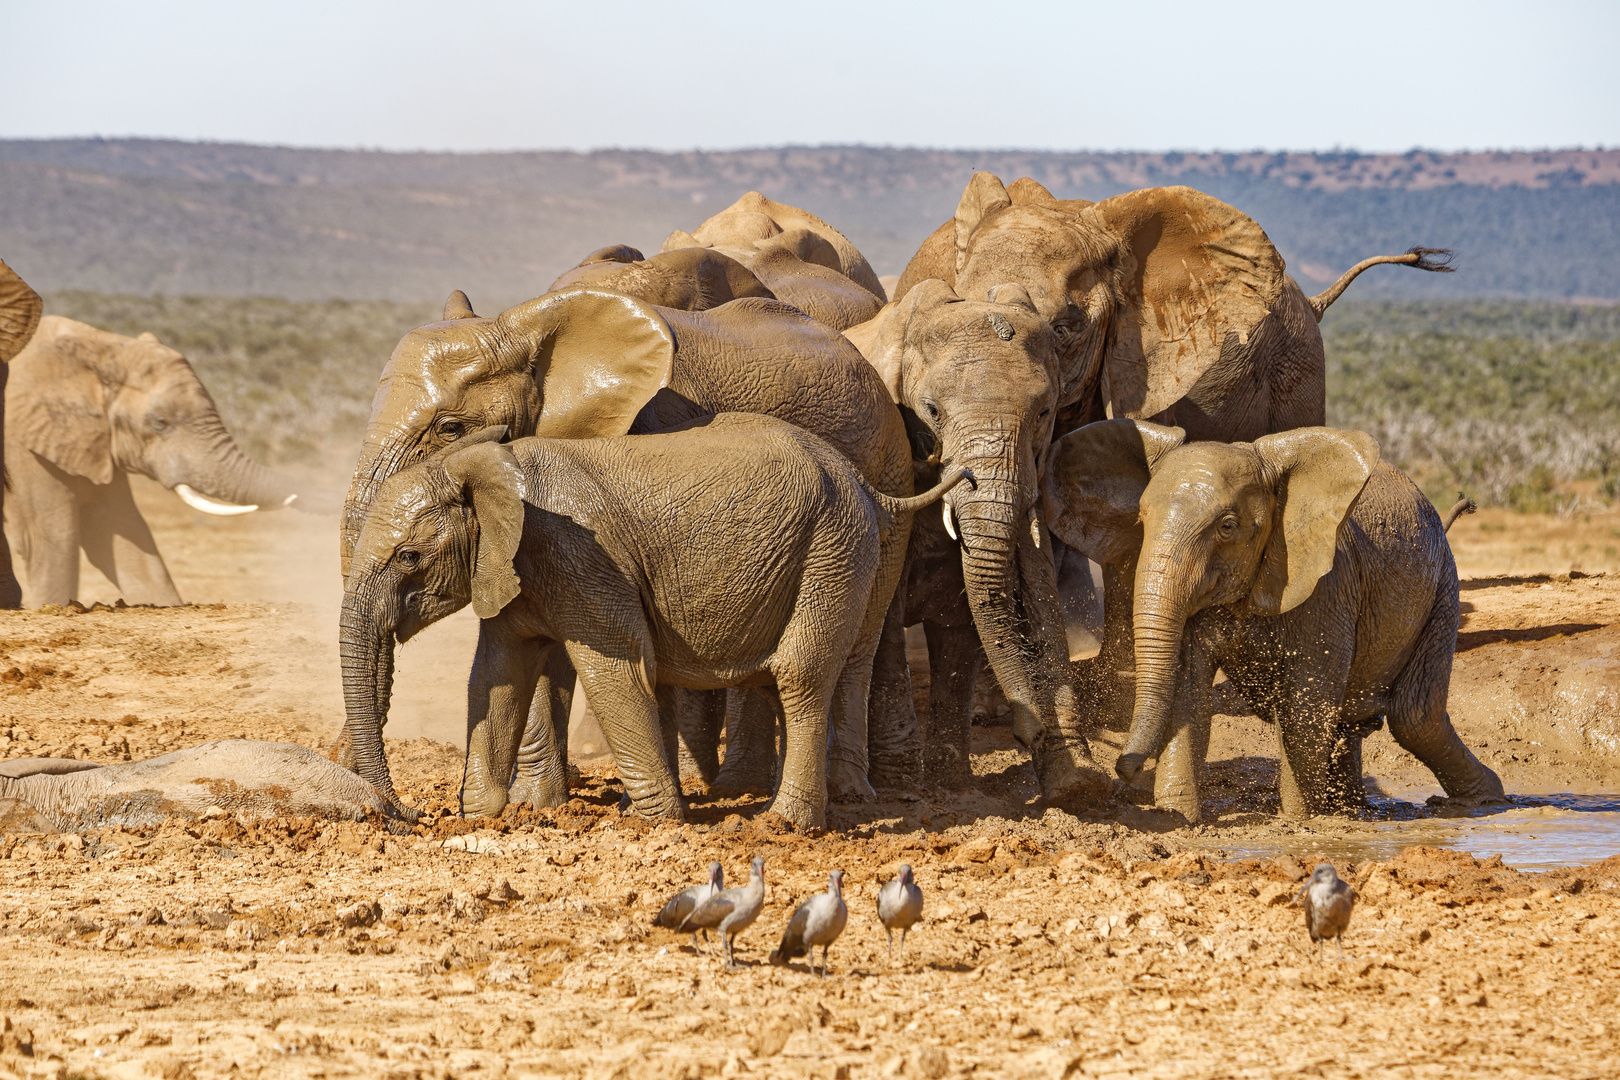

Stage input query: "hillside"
[{"left": 4, "top": 141, "right": 1618, "bottom": 306}]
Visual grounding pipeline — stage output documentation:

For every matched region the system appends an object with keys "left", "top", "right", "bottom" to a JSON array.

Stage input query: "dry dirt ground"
[{"left": 0, "top": 482, "right": 1615, "bottom": 1080}]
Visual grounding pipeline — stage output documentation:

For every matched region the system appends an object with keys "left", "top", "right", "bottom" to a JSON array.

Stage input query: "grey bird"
[
  {"left": 681, "top": 856, "right": 765, "bottom": 970},
  {"left": 1296, "top": 862, "right": 1358, "bottom": 961},
  {"left": 877, "top": 863, "right": 923, "bottom": 962},
  {"left": 655, "top": 860, "right": 723, "bottom": 947},
  {"left": 770, "top": 869, "right": 849, "bottom": 977}
]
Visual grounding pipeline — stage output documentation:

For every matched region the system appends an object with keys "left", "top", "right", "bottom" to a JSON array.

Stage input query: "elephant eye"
[
  {"left": 437, "top": 418, "right": 466, "bottom": 440},
  {"left": 396, "top": 549, "right": 421, "bottom": 569},
  {"left": 923, "top": 401, "right": 940, "bottom": 420},
  {"left": 147, "top": 415, "right": 171, "bottom": 433},
  {"left": 1216, "top": 515, "right": 1239, "bottom": 540}
]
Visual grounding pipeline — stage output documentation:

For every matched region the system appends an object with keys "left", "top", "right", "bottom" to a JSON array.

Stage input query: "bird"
[
  {"left": 1296, "top": 862, "right": 1357, "bottom": 961},
  {"left": 655, "top": 861, "right": 723, "bottom": 948},
  {"left": 681, "top": 856, "right": 765, "bottom": 970},
  {"left": 770, "top": 869, "right": 849, "bottom": 977},
  {"left": 877, "top": 863, "right": 923, "bottom": 962}
]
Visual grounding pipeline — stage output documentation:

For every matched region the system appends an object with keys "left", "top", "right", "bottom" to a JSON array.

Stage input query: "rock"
[
  {"left": 959, "top": 837, "right": 998, "bottom": 863},
  {"left": 1273, "top": 855, "right": 1307, "bottom": 881},
  {"left": 336, "top": 901, "right": 382, "bottom": 929},
  {"left": 915, "top": 1046, "right": 949, "bottom": 1079},
  {"left": 482, "top": 955, "right": 531, "bottom": 985},
  {"left": 1257, "top": 881, "right": 1294, "bottom": 906},
  {"left": 487, "top": 878, "right": 524, "bottom": 904}
]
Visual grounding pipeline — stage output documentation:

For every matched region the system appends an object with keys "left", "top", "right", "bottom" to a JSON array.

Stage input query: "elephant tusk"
[
  {"left": 174, "top": 484, "right": 259, "bottom": 516},
  {"left": 282, "top": 494, "right": 299, "bottom": 508},
  {"left": 1030, "top": 508, "right": 1042, "bottom": 549},
  {"left": 942, "top": 499, "right": 959, "bottom": 542}
]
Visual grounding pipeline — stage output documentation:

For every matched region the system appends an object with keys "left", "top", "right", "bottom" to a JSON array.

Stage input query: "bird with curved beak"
[
  {"left": 655, "top": 861, "right": 723, "bottom": 948},
  {"left": 770, "top": 869, "right": 848, "bottom": 977},
  {"left": 877, "top": 863, "right": 923, "bottom": 962},
  {"left": 682, "top": 856, "right": 765, "bottom": 970}
]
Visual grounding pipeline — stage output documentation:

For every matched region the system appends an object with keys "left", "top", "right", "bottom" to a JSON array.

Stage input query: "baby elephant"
[
  {"left": 341, "top": 414, "right": 967, "bottom": 830},
  {"left": 1043, "top": 419, "right": 1504, "bottom": 822}
]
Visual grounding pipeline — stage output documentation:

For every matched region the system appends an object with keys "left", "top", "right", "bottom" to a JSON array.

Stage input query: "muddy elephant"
[
  {"left": 340, "top": 288, "right": 916, "bottom": 803},
  {"left": 547, "top": 245, "right": 775, "bottom": 310},
  {"left": 887, "top": 172, "right": 1455, "bottom": 783},
  {"left": 663, "top": 191, "right": 888, "bottom": 331},
  {"left": 0, "top": 740, "right": 405, "bottom": 832},
  {"left": 1042, "top": 418, "right": 1505, "bottom": 822},
  {"left": 4, "top": 317, "right": 333, "bottom": 607},
  {"left": 846, "top": 280, "right": 1106, "bottom": 796},
  {"left": 341, "top": 419, "right": 966, "bottom": 829},
  {"left": 0, "top": 258, "right": 45, "bottom": 609}
]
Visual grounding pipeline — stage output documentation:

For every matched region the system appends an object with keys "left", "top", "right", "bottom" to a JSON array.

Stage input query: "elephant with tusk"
[
  {"left": 0, "top": 740, "right": 408, "bottom": 833},
  {"left": 3, "top": 315, "right": 337, "bottom": 608}
]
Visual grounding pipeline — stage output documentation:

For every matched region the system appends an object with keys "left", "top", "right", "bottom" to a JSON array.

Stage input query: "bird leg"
[{"left": 886, "top": 929, "right": 894, "bottom": 962}]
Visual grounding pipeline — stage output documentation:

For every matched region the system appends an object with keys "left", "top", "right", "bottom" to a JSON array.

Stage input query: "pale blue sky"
[{"left": 7, "top": 0, "right": 1617, "bottom": 152}]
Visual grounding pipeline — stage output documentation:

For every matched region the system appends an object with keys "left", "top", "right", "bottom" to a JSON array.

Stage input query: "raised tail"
[
  {"left": 862, "top": 465, "right": 975, "bottom": 518},
  {"left": 1306, "top": 247, "right": 1456, "bottom": 321},
  {"left": 1441, "top": 492, "right": 1477, "bottom": 532}
]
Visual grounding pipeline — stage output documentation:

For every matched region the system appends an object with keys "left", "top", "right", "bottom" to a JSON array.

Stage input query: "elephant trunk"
[
  {"left": 338, "top": 577, "right": 412, "bottom": 818},
  {"left": 1116, "top": 542, "right": 1192, "bottom": 781},
  {"left": 167, "top": 417, "right": 316, "bottom": 514}
]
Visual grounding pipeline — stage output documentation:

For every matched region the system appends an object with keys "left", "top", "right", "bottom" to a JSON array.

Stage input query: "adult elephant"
[
  {"left": 547, "top": 245, "right": 776, "bottom": 310},
  {"left": 0, "top": 258, "right": 44, "bottom": 609},
  {"left": 883, "top": 172, "right": 1452, "bottom": 795},
  {"left": 663, "top": 191, "right": 888, "bottom": 331},
  {"left": 338, "top": 288, "right": 914, "bottom": 807},
  {"left": 5, "top": 316, "right": 331, "bottom": 607}
]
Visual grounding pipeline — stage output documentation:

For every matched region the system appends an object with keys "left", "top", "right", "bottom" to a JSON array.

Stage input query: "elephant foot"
[
  {"left": 708, "top": 760, "right": 775, "bottom": 798},
  {"left": 459, "top": 787, "right": 508, "bottom": 819},
  {"left": 827, "top": 759, "right": 876, "bottom": 803},
  {"left": 507, "top": 772, "right": 568, "bottom": 810},
  {"left": 923, "top": 747, "right": 974, "bottom": 790},
  {"left": 764, "top": 778, "right": 825, "bottom": 831},
  {"left": 1039, "top": 736, "right": 1113, "bottom": 806},
  {"left": 623, "top": 784, "right": 687, "bottom": 821},
  {"left": 868, "top": 757, "right": 922, "bottom": 793}
]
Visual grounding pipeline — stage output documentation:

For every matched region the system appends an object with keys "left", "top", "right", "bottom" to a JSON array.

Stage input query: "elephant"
[
  {"left": 547, "top": 244, "right": 775, "bottom": 310},
  {"left": 663, "top": 191, "right": 888, "bottom": 331},
  {"left": 339, "top": 287, "right": 916, "bottom": 804},
  {"left": 888, "top": 172, "right": 1456, "bottom": 780},
  {"left": 1041, "top": 418, "right": 1505, "bottom": 822},
  {"left": 845, "top": 280, "right": 1108, "bottom": 796},
  {"left": 0, "top": 258, "right": 45, "bottom": 609},
  {"left": 0, "top": 740, "right": 406, "bottom": 832},
  {"left": 3, "top": 316, "right": 334, "bottom": 607},
  {"left": 340, "top": 418, "right": 967, "bottom": 829}
]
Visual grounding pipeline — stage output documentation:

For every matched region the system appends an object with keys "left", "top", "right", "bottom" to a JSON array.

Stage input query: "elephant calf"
[
  {"left": 341, "top": 415, "right": 966, "bottom": 830},
  {"left": 1044, "top": 419, "right": 1504, "bottom": 822}
]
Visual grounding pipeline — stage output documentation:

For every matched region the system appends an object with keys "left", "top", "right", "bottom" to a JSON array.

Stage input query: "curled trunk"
[
  {"left": 338, "top": 582, "right": 413, "bottom": 819},
  {"left": 1115, "top": 543, "right": 1191, "bottom": 781}
]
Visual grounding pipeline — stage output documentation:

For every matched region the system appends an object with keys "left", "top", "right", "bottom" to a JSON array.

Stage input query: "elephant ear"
[
  {"left": 496, "top": 288, "right": 676, "bottom": 439},
  {"left": 846, "top": 278, "right": 958, "bottom": 404},
  {"left": 442, "top": 435, "right": 527, "bottom": 619},
  {"left": 443, "top": 290, "right": 478, "bottom": 320},
  {"left": 579, "top": 244, "right": 644, "bottom": 266},
  {"left": 954, "top": 172, "right": 1012, "bottom": 275},
  {"left": 660, "top": 229, "right": 701, "bottom": 253},
  {"left": 1248, "top": 427, "right": 1380, "bottom": 615},
  {"left": 1006, "top": 177, "right": 1056, "bottom": 205},
  {"left": 0, "top": 258, "right": 42, "bottom": 364},
  {"left": 1043, "top": 419, "right": 1186, "bottom": 565},
  {"left": 8, "top": 320, "right": 115, "bottom": 484},
  {"left": 1087, "top": 186, "right": 1285, "bottom": 421}
]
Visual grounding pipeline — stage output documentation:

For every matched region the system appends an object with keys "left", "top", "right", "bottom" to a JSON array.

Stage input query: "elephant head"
[
  {"left": 1043, "top": 419, "right": 1378, "bottom": 779},
  {"left": 340, "top": 287, "right": 677, "bottom": 575},
  {"left": 849, "top": 279, "right": 1108, "bottom": 797},
  {"left": 9, "top": 317, "right": 325, "bottom": 516},
  {"left": 340, "top": 427, "right": 524, "bottom": 812},
  {"left": 547, "top": 245, "right": 776, "bottom": 310},
  {"left": 895, "top": 173, "right": 1286, "bottom": 424}
]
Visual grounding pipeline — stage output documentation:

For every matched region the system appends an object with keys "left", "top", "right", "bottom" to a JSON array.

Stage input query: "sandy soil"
[{"left": 0, "top": 481, "right": 1615, "bottom": 1079}]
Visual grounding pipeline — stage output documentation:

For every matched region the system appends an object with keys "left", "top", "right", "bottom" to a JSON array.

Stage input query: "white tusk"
[
  {"left": 174, "top": 484, "right": 258, "bottom": 516},
  {"left": 942, "top": 499, "right": 959, "bottom": 542},
  {"left": 1030, "top": 509, "right": 1042, "bottom": 549},
  {"left": 282, "top": 494, "right": 299, "bottom": 508}
]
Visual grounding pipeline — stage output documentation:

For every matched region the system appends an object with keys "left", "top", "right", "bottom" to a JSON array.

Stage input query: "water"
[{"left": 1205, "top": 792, "right": 1620, "bottom": 871}]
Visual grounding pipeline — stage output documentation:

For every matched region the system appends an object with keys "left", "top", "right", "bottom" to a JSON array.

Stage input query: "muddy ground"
[{"left": 0, "top": 482, "right": 1615, "bottom": 1079}]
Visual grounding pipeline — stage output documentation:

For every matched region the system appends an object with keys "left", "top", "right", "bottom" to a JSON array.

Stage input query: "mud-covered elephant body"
[
  {"left": 884, "top": 174, "right": 1453, "bottom": 789},
  {"left": 4, "top": 317, "right": 329, "bottom": 607},
  {"left": 0, "top": 740, "right": 404, "bottom": 832},
  {"left": 547, "top": 245, "right": 776, "bottom": 311},
  {"left": 1044, "top": 419, "right": 1504, "bottom": 822},
  {"left": 341, "top": 289, "right": 915, "bottom": 803},
  {"left": 341, "top": 417, "right": 962, "bottom": 830}
]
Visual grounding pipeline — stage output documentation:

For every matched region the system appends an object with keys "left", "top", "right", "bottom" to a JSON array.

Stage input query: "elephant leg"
[
  {"left": 710, "top": 688, "right": 775, "bottom": 796},
  {"left": 1387, "top": 599, "right": 1505, "bottom": 806},
  {"left": 564, "top": 639, "right": 685, "bottom": 821},
  {"left": 1276, "top": 697, "right": 1347, "bottom": 819},
  {"left": 867, "top": 587, "right": 921, "bottom": 790},
  {"left": 764, "top": 664, "right": 836, "bottom": 831},
  {"left": 921, "top": 619, "right": 982, "bottom": 789},
  {"left": 80, "top": 471, "right": 182, "bottom": 606},
  {"left": 6, "top": 448, "right": 82, "bottom": 608},
  {"left": 508, "top": 641, "right": 574, "bottom": 810},
  {"left": 1151, "top": 639, "right": 1213, "bottom": 824},
  {"left": 1276, "top": 723, "right": 1310, "bottom": 819},
  {"left": 1073, "top": 556, "right": 1138, "bottom": 734},
  {"left": 673, "top": 688, "right": 722, "bottom": 783},
  {"left": 0, "top": 369, "right": 19, "bottom": 610},
  {"left": 463, "top": 619, "right": 544, "bottom": 818}
]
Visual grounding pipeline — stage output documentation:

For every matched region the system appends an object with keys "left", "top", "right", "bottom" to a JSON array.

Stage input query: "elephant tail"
[
  {"left": 1441, "top": 492, "right": 1477, "bottom": 532},
  {"left": 1306, "top": 247, "right": 1456, "bottom": 321},
  {"left": 862, "top": 465, "right": 975, "bottom": 519}
]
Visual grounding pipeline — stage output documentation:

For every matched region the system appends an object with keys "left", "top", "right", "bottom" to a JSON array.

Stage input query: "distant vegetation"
[{"left": 42, "top": 292, "right": 1620, "bottom": 513}]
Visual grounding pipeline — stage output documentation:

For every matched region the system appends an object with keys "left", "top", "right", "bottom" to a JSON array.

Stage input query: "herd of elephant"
[{"left": 0, "top": 174, "right": 1507, "bottom": 833}]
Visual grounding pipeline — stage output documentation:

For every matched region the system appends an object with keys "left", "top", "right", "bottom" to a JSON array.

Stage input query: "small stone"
[
  {"left": 488, "top": 878, "right": 523, "bottom": 903},
  {"left": 915, "top": 1046, "right": 949, "bottom": 1079},
  {"left": 336, "top": 901, "right": 381, "bottom": 929},
  {"left": 959, "top": 837, "right": 998, "bottom": 863}
]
